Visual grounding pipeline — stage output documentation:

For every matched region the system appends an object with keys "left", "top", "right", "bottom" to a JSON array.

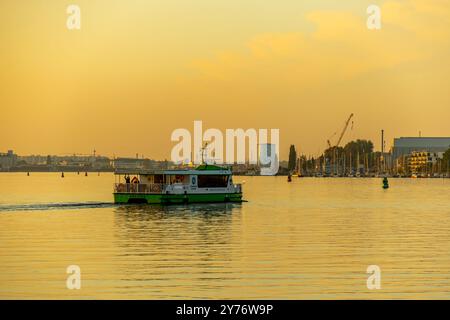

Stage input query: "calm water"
[{"left": 0, "top": 173, "right": 449, "bottom": 299}]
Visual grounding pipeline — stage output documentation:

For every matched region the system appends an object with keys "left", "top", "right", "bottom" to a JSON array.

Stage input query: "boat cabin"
[{"left": 113, "top": 164, "right": 242, "bottom": 204}]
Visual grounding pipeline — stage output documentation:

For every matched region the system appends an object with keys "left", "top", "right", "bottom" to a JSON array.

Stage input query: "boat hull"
[{"left": 113, "top": 192, "right": 243, "bottom": 204}]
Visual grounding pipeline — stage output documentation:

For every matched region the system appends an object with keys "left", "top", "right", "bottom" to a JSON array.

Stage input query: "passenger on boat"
[
  {"left": 125, "top": 175, "right": 131, "bottom": 192},
  {"left": 130, "top": 176, "right": 139, "bottom": 192},
  {"left": 116, "top": 183, "right": 126, "bottom": 192}
]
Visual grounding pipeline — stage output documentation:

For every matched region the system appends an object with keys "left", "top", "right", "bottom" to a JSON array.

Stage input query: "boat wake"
[{"left": 0, "top": 202, "right": 115, "bottom": 212}]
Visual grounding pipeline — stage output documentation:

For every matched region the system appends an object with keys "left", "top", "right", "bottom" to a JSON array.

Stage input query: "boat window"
[
  {"left": 154, "top": 174, "right": 163, "bottom": 184},
  {"left": 168, "top": 174, "right": 188, "bottom": 184},
  {"left": 197, "top": 175, "right": 228, "bottom": 188}
]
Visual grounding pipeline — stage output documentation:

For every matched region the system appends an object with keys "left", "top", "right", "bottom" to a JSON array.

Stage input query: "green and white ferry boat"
[{"left": 113, "top": 164, "right": 243, "bottom": 204}]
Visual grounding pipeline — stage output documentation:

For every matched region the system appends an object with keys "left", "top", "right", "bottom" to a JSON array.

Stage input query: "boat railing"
[
  {"left": 114, "top": 183, "right": 164, "bottom": 193},
  {"left": 114, "top": 182, "right": 243, "bottom": 194}
]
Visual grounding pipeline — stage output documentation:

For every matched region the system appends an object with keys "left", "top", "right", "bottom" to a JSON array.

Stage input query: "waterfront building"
[
  {"left": 391, "top": 137, "right": 450, "bottom": 172},
  {"left": 17, "top": 155, "right": 48, "bottom": 165},
  {"left": 395, "top": 154, "right": 409, "bottom": 174},
  {"left": 114, "top": 157, "right": 146, "bottom": 170},
  {"left": 407, "top": 151, "right": 443, "bottom": 174},
  {"left": 0, "top": 150, "right": 17, "bottom": 171},
  {"left": 113, "top": 157, "right": 170, "bottom": 171},
  {"left": 392, "top": 137, "right": 450, "bottom": 161},
  {"left": 231, "top": 163, "right": 260, "bottom": 176},
  {"left": 90, "top": 156, "right": 112, "bottom": 170}
]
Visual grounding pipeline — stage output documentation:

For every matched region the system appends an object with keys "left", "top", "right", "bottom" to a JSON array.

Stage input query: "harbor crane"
[
  {"left": 326, "top": 113, "right": 354, "bottom": 176},
  {"left": 327, "top": 113, "right": 354, "bottom": 148},
  {"left": 326, "top": 132, "right": 337, "bottom": 149}
]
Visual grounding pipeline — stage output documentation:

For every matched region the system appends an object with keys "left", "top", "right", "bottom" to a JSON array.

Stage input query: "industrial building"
[{"left": 392, "top": 137, "right": 450, "bottom": 161}]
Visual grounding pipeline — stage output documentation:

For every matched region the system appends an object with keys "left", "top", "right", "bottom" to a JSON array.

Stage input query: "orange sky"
[{"left": 1, "top": 0, "right": 449, "bottom": 160}]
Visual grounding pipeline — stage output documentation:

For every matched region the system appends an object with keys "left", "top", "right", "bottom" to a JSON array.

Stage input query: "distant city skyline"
[
  {"left": 1, "top": 1, "right": 449, "bottom": 160},
  {"left": 3, "top": 133, "right": 450, "bottom": 163}
]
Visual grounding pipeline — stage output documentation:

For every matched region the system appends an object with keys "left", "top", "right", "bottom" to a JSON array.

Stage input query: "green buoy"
[{"left": 382, "top": 177, "right": 389, "bottom": 189}]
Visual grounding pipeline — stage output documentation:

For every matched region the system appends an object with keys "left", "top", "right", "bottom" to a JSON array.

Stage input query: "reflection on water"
[
  {"left": 0, "top": 173, "right": 449, "bottom": 299},
  {"left": 112, "top": 204, "right": 239, "bottom": 298},
  {"left": 113, "top": 203, "right": 237, "bottom": 252},
  {"left": 115, "top": 202, "right": 238, "bottom": 217},
  {"left": 0, "top": 202, "right": 114, "bottom": 212}
]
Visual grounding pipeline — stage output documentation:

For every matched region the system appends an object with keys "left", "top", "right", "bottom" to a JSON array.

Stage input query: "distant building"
[
  {"left": 259, "top": 143, "right": 279, "bottom": 175},
  {"left": 394, "top": 154, "right": 409, "bottom": 174},
  {"left": 407, "top": 151, "right": 443, "bottom": 174},
  {"left": 0, "top": 150, "right": 17, "bottom": 171},
  {"left": 231, "top": 163, "right": 260, "bottom": 176},
  {"left": 392, "top": 137, "right": 450, "bottom": 161},
  {"left": 17, "top": 155, "right": 48, "bottom": 165},
  {"left": 114, "top": 157, "right": 146, "bottom": 170},
  {"left": 113, "top": 157, "right": 169, "bottom": 171},
  {"left": 143, "top": 159, "right": 171, "bottom": 170}
]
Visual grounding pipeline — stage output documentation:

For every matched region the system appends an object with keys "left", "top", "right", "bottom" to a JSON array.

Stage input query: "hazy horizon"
[{"left": 1, "top": 0, "right": 449, "bottom": 160}]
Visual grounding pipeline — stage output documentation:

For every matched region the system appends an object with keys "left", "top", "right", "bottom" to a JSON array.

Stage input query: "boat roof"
[
  {"left": 114, "top": 168, "right": 164, "bottom": 175},
  {"left": 114, "top": 164, "right": 232, "bottom": 175}
]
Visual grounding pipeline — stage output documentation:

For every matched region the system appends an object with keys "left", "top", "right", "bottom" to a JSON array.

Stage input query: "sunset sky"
[{"left": 1, "top": 0, "right": 449, "bottom": 160}]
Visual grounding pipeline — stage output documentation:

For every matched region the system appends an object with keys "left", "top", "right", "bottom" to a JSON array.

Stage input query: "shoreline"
[{"left": 1, "top": 171, "right": 448, "bottom": 179}]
